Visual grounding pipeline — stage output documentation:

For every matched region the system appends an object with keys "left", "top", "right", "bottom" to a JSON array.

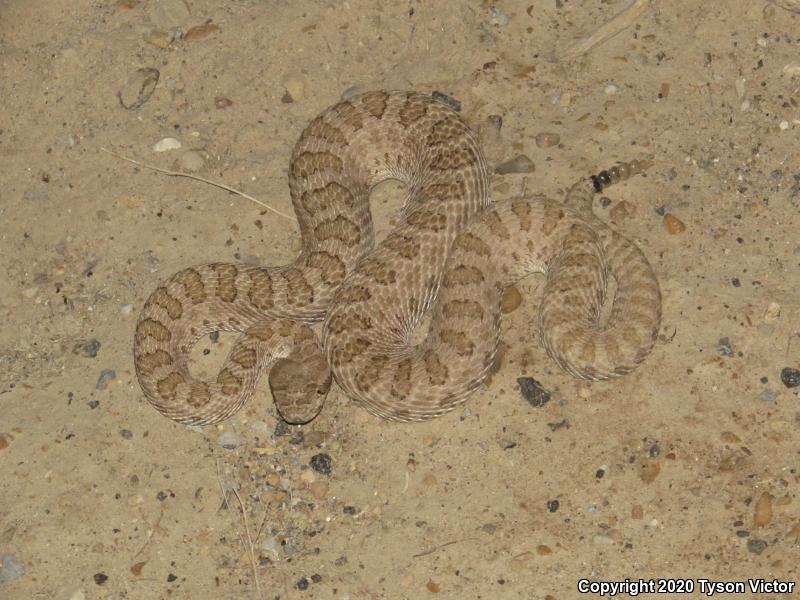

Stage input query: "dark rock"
[
  {"left": 717, "top": 338, "right": 734, "bottom": 357},
  {"left": 73, "top": 338, "right": 101, "bottom": 358},
  {"left": 780, "top": 367, "right": 800, "bottom": 388},
  {"left": 95, "top": 369, "right": 116, "bottom": 390},
  {"left": 309, "top": 453, "right": 332, "bottom": 475},
  {"left": 517, "top": 377, "right": 551, "bottom": 407}
]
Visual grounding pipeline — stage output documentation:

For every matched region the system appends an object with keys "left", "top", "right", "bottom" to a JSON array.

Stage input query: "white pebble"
[
  {"left": 217, "top": 431, "right": 244, "bottom": 449},
  {"left": 121, "top": 303, "right": 134, "bottom": 315},
  {"left": 603, "top": 83, "right": 619, "bottom": 95},
  {"left": 779, "top": 120, "right": 789, "bottom": 130},
  {"left": 153, "top": 137, "right": 182, "bottom": 152},
  {"left": 260, "top": 537, "right": 280, "bottom": 555},
  {"left": 783, "top": 62, "right": 800, "bottom": 77}
]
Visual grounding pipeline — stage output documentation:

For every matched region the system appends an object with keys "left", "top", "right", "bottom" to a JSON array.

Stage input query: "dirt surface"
[{"left": 2, "top": 1, "right": 800, "bottom": 598}]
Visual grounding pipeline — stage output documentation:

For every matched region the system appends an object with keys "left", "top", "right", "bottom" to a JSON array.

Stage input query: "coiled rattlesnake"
[{"left": 133, "top": 90, "right": 661, "bottom": 425}]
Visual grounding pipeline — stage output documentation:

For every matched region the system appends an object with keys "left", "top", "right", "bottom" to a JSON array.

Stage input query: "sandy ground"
[{"left": 2, "top": 0, "right": 800, "bottom": 598}]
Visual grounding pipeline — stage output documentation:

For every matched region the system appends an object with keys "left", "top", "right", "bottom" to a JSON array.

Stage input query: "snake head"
[{"left": 269, "top": 351, "right": 332, "bottom": 425}]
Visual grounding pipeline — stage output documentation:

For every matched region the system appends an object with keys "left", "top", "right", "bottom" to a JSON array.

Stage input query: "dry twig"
[{"left": 100, "top": 146, "right": 296, "bottom": 222}]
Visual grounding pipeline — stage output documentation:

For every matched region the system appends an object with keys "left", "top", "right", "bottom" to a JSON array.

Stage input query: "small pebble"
[
  {"left": 309, "top": 481, "right": 328, "bottom": 500},
  {"left": 780, "top": 367, "right": 800, "bottom": 388},
  {"left": 731, "top": 277, "right": 741, "bottom": 287},
  {"left": 736, "top": 530, "right": 750, "bottom": 538},
  {"left": 215, "top": 97, "right": 233, "bottom": 109},
  {"left": 717, "top": 337, "right": 734, "bottom": 357},
  {"left": 303, "top": 430, "right": 326, "bottom": 447},
  {"left": 95, "top": 369, "right": 116, "bottom": 390},
  {"left": 609, "top": 199, "right": 634, "bottom": 222},
  {"left": 663, "top": 213, "right": 686, "bottom": 234},
  {"left": 149, "top": 0, "right": 190, "bottom": 29},
  {"left": 0, "top": 554, "right": 25, "bottom": 582},
  {"left": 145, "top": 29, "right": 173, "bottom": 48},
  {"left": 296, "top": 576, "right": 309, "bottom": 590},
  {"left": 547, "top": 499, "right": 559, "bottom": 513},
  {"left": 489, "top": 5, "right": 509, "bottom": 26},
  {"left": 127, "top": 494, "right": 144, "bottom": 507},
  {"left": 494, "top": 154, "right": 534, "bottom": 174},
  {"left": 88, "top": 400, "right": 100, "bottom": 409},
  {"left": 604, "top": 83, "right": 619, "bottom": 95},
  {"left": 73, "top": 338, "right": 101, "bottom": 358},
  {"left": 121, "top": 303, "right": 134, "bottom": 315},
  {"left": 217, "top": 431, "right": 244, "bottom": 450},
  {"left": 118, "top": 67, "right": 160, "bottom": 110},
  {"left": 309, "top": 453, "right": 332, "bottom": 475},
  {"left": 639, "top": 461, "right": 661, "bottom": 483},
  {"left": 753, "top": 492, "right": 773, "bottom": 527},
  {"left": 517, "top": 377, "right": 551, "bottom": 407},
  {"left": 283, "top": 74, "right": 308, "bottom": 102},
  {"left": 249, "top": 420, "right": 271, "bottom": 439},
  {"left": 758, "top": 389, "right": 777, "bottom": 402},
  {"left": 119, "top": 429, "right": 133, "bottom": 440},
  {"left": 746, "top": 539, "right": 767, "bottom": 555},
  {"left": 534, "top": 132, "right": 560, "bottom": 148},
  {"left": 93, "top": 572, "right": 108, "bottom": 585},
  {"left": 426, "top": 580, "right": 441, "bottom": 593},
  {"left": 784, "top": 61, "right": 800, "bottom": 76},
  {"left": 153, "top": 137, "right": 182, "bottom": 152},
  {"left": 499, "top": 438, "right": 517, "bottom": 450},
  {"left": 184, "top": 23, "right": 220, "bottom": 41},
  {"left": 180, "top": 150, "right": 204, "bottom": 172}
]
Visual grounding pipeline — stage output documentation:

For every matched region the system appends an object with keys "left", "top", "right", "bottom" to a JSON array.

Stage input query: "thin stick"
[
  {"left": 552, "top": 0, "right": 651, "bottom": 62},
  {"left": 216, "top": 460, "right": 263, "bottom": 599},
  {"left": 412, "top": 537, "right": 477, "bottom": 558},
  {"left": 100, "top": 146, "right": 296, "bottom": 222},
  {"left": 232, "top": 486, "right": 263, "bottom": 600}
]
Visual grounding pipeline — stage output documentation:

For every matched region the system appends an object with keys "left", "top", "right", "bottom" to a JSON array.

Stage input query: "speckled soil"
[{"left": 2, "top": 1, "right": 799, "bottom": 599}]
